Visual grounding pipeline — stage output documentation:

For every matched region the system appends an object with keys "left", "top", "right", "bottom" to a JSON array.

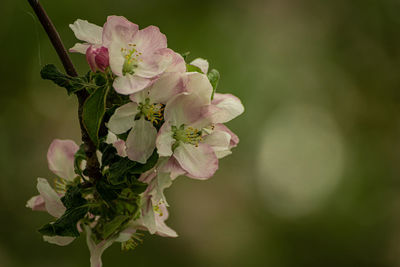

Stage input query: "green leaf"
[
  {"left": 186, "top": 64, "right": 203, "bottom": 73},
  {"left": 38, "top": 186, "right": 88, "bottom": 237},
  {"left": 95, "top": 179, "right": 120, "bottom": 202},
  {"left": 40, "top": 64, "right": 91, "bottom": 95},
  {"left": 102, "top": 215, "right": 130, "bottom": 239},
  {"left": 100, "top": 143, "right": 119, "bottom": 168},
  {"left": 38, "top": 205, "right": 88, "bottom": 237},
  {"left": 83, "top": 85, "right": 110, "bottom": 146},
  {"left": 207, "top": 69, "right": 220, "bottom": 100},
  {"left": 129, "top": 150, "right": 159, "bottom": 174},
  {"left": 107, "top": 157, "right": 136, "bottom": 185},
  {"left": 61, "top": 186, "right": 87, "bottom": 209}
]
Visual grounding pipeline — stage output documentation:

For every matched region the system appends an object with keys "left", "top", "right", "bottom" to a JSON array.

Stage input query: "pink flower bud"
[{"left": 86, "top": 45, "right": 109, "bottom": 72}]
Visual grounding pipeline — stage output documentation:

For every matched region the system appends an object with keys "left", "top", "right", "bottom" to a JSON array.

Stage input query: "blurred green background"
[{"left": 1, "top": 0, "right": 400, "bottom": 266}]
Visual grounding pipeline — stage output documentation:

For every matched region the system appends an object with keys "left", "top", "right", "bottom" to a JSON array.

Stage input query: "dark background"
[{"left": 1, "top": 0, "right": 400, "bottom": 266}]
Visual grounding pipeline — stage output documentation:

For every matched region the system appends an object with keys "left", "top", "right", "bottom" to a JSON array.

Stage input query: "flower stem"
[{"left": 27, "top": 0, "right": 102, "bottom": 182}]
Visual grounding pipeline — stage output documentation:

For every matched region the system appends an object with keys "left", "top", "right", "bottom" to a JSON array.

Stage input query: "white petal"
[
  {"left": 69, "top": 19, "right": 102, "bottom": 45},
  {"left": 140, "top": 196, "right": 157, "bottom": 234},
  {"left": 156, "top": 123, "right": 174, "bottom": 157},
  {"left": 113, "top": 75, "right": 152, "bottom": 95},
  {"left": 184, "top": 72, "right": 213, "bottom": 104},
  {"left": 36, "top": 178, "right": 66, "bottom": 218},
  {"left": 152, "top": 172, "right": 172, "bottom": 204},
  {"left": 43, "top": 236, "right": 75, "bottom": 246},
  {"left": 47, "top": 139, "right": 78, "bottom": 181},
  {"left": 210, "top": 93, "right": 245, "bottom": 123},
  {"left": 126, "top": 117, "right": 157, "bottom": 164},
  {"left": 148, "top": 72, "right": 184, "bottom": 104},
  {"left": 107, "top": 102, "right": 138, "bottom": 134},
  {"left": 108, "top": 40, "right": 126, "bottom": 77},
  {"left": 173, "top": 143, "right": 218, "bottom": 179},
  {"left": 190, "top": 58, "right": 209, "bottom": 74},
  {"left": 115, "top": 227, "right": 136, "bottom": 243},
  {"left": 202, "top": 130, "right": 231, "bottom": 159},
  {"left": 69, "top": 43, "right": 90, "bottom": 54}
]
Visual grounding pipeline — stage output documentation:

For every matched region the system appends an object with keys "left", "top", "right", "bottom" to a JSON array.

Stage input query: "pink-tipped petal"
[
  {"left": 126, "top": 117, "right": 157, "bottom": 164},
  {"left": 132, "top": 25, "right": 167, "bottom": 55},
  {"left": 26, "top": 195, "right": 46, "bottom": 211},
  {"left": 107, "top": 102, "right": 138, "bottom": 134},
  {"left": 164, "top": 93, "right": 210, "bottom": 127},
  {"left": 154, "top": 203, "right": 178, "bottom": 237},
  {"left": 214, "top": 124, "right": 239, "bottom": 148},
  {"left": 173, "top": 143, "right": 218, "bottom": 179},
  {"left": 165, "top": 52, "right": 186, "bottom": 73},
  {"left": 210, "top": 93, "right": 245, "bottom": 123},
  {"left": 113, "top": 140, "right": 127, "bottom": 157},
  {"left": 113, "top": 75, "right": 152, "bottom": 95},
  {"left": 190, "top": 58, "right": 209, "bottom": 74},
  {"left": 156, "top": 122, "right": 174, "bottom": 157},
  {"left": 102, "top": 16, "right": 138, "bottom": 46},
  {"left": 43, "top": 236, "right": 75, "bottom": 246},
  {"left": 148, "top": 72, "right": 184, "bottom": 104},
  {"left": 160, "top": 157, "right": 186, "bottom": 180},
  {"left": 134, "top": 48, "right": 173, "bottom": 78},
  {"left": 69, "top": 19, "right": 103, "bottom": 44},
  {"left": 202, "top": 130, "right": 231, "bottom": 159},
  {"left": 36, "top": 178, "right": 66, "bottom": 218},
  {"left": 47, "top": 139, "right": 79, "bottom": 181}
]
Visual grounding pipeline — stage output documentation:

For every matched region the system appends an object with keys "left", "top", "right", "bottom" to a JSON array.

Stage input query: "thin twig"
[{"left": 27, "top": 0, "right": 102, "bottom": 181}]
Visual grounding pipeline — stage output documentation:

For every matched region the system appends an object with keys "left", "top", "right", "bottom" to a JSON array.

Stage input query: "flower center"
[
  {"left": 172, "top": 124, "right": 203, "bottom": 147},
  {"left": 139, "top": 98, "right": 164, "bottom": 124},
  {"left": 153, "top": 204, "right": 163, "bottom": 217},
  {"left": 121, "top": 44, "right": 142, "bottom": 75}
]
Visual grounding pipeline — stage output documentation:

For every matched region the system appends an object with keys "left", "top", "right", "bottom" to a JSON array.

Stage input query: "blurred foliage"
[{"left": 1, "top": 0, "right": 400, "bottom": 266}]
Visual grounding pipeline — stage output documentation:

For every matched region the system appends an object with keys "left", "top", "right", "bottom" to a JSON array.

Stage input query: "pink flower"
[
  {"left": 156, "top": 73, "right": 220, "bottom": 179},
  {"left": 26, "top": 139, "right": 80, "bottom": 246},
  {"left": 69, "top": 19, "right": 109, "bottom": 72},
  {"left": 103, "top": 16, "right": 175, "bottom": 94}
]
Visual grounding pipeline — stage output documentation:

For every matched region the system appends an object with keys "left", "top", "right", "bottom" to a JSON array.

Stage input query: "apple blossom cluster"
[{"left": 26, "top": 16, "right": 243, "bottom": 267}]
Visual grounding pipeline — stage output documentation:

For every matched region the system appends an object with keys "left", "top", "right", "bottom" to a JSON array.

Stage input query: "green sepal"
[
  {"left": 74, "top": 144, "right": 86, "bottom": 178},
  {"left": 40, "top": 64, "right": 91, "bottom": 95},
  {"left": 102, "top": 215, "right": 130, "bottom": 239},
  {"left": 207, "top": 69, "right": 220, "bottom": 100},
  {"left": 186, "top": 64, "right": 203, "bottom": 73},
  {"left": 82, "top": 85, "right": 110, "bottom": 146},
  {"left": 180, "top": 51, "right": 191, "bottom": 62}
]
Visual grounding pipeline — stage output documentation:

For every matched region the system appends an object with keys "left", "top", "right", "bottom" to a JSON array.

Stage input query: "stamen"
[
  {"left": 173, "top": 124, "right": 203, "bottom": 146},
  {"left": 122, "top": 44, "right": 141, "bottom": 75},
  {"left": 54, "top": 177, "right": 67, "bottom": 193}
]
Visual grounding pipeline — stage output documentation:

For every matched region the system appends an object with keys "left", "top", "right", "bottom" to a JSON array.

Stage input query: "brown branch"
[{"left": 28, "top": 0, "right": 102, "bottom": 181}]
